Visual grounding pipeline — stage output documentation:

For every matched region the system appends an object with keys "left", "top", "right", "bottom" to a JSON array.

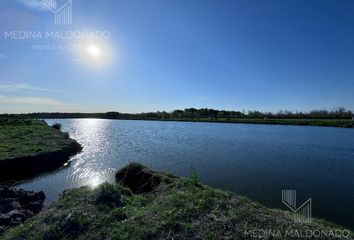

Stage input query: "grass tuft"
[
  {"left": 190, "top": 167, "right": 199, "bottom": 186},
  {"left": 95, "top": 182, "right": 123, "bottom": 208}
]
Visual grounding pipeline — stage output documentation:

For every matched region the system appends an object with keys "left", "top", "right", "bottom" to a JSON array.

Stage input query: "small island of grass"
[{"left": 0, "top": 119, "right": 82, "bottom": 182}]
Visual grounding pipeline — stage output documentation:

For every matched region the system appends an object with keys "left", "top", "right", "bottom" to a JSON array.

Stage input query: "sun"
[
  {"left": 75, "top": 39, "right": 113, "bottom": 67},
  {"left": 87, "top": 45, "right": 101, "bottom": 58}
]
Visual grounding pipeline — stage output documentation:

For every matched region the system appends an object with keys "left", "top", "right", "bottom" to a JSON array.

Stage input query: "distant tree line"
[{"left": 0, "top": 107, "right": 353, "bottom": 120}]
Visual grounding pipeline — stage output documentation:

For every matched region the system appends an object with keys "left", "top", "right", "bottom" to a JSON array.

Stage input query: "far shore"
[
  {"left": 2, "top": 116, "right": 354, "bottom": 129},
  {"left": 1, "top": 109, "right": 354, "bottom": 128},
  {"left": 105, "top": 117, "right": 354, "bottom": 128}
]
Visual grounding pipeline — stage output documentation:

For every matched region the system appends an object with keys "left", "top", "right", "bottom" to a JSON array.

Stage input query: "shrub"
[
  {"left": 96, "top": 182, "right": 123, "bottom": 208},
  {"left": 111, "top": 208, "right": 128, "bottom": 221},
  {"left": 190, "top": 167, "right": 199, "bottom": 186},
  {"left": 52, "top": 123, "right": 62, "bottom": 130},
  {"left": 61, "top": 211, "right": 91, "bottom": 237}
]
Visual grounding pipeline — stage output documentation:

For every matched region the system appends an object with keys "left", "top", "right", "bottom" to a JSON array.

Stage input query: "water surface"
[{"left": 18, "top": 119, "right": 354, "bottom": 229}]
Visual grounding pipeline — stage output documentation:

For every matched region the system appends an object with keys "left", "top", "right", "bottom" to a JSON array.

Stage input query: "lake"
[{"left": 18, "top": 119, "right": 354, "bottom": 229}]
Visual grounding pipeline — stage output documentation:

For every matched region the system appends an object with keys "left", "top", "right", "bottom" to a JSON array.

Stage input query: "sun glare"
[
  {"left": 75, "top": 39, "right": 113, "bottom": 68},
  {"left": 89, "top": 176, "right": 103, "bottom": 189},
  {"left": 88, "top": 45, "right": 101, "bottom": 58}
]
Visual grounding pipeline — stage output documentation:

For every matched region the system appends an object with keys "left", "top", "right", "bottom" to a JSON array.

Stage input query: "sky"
[{"left": 0, "top": 0, "right": 353, "bottom": 113}]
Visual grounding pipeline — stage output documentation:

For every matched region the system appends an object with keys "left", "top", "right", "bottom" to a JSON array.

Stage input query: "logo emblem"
[
  {"left": 42, "top": 0, "right": 72, "bottom": 25},
  {"left": 282, "top": 190, "right": 312, "bottom": 223}
]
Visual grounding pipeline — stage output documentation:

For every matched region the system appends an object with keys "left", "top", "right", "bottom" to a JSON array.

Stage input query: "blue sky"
[{"left": 0, "top": 0, "right": 353, "bottom": 113}]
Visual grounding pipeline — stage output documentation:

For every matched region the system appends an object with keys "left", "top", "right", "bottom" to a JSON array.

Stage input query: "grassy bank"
[
  {"left": 0, "top": 119, "right": 73, "bottom": 160},
  {"left": 2, "top": 163, "right": 352, "bottom": 240},
  {"left": 2, "top": 111, "right": 354, "bottom": 128},
  {"left": 150, "top": 117, "right": 354, "bottom": 128},
  {"left": 0, "top": 119, "right": 82, "bottom": 182}
]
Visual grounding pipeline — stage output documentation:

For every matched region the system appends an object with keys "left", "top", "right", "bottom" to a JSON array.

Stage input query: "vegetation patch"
[
  {"left": 0, "top": 119, "right": 82, "bottom": 182},
  {"left": 115, "top": 162, "right": 163, "bottom": 194},
  {"left": 95, "top": 182, "right": 123, "bottom": 208},
  {"left": 2, "top": 107, "right": 354, "bottom": 128},
  {"left": 0, "top": 119, "right": 80, "bottom": 160},
  {"left": 2, "top": 164, "right": 352, "bottom": 240}
]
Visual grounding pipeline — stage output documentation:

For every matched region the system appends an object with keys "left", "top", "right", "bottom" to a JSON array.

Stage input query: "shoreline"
[
  {"left": 0, "top": 119, "right": 82, "bottom": 184},
  {"left": 2, "top": 163, "right": 353, "bottom": 239},
  {"left": 116, "top": 117, "right": 354, "bottom": 128},
  {"left": 0, "top": 141, "right": 82, "bottom": 184},
  {"left": 41, "top": 117, "right": 354, "bottom": 129}
]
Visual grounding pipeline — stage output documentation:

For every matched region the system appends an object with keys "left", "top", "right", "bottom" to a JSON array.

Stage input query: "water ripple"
[{"left": 16, "top": 119, "right": 354, "bottom": 230}]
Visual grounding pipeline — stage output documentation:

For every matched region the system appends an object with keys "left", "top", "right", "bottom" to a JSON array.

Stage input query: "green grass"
[
  {"left": 160, "top": 118, "right": 354, "bottom": 128},
  {"left": 2, "top": 167, "right": 353, "bottom": 240},
  {"left": 0, "top": 119, "right": 75, "bottom": 160}
]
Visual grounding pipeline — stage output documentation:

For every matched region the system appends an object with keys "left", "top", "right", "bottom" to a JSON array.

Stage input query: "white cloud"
[
  {"left": 0, "top": 96, "right": 67, "bottom": 107},
  {"left": 0, "top": 96, "right": 79, "bottom": 113},
  {"left": 0, "top": 83, "right": 57, "bottom": 92},
  {"left": 17, "top": 0, "right": 49, "bottom": 11}
]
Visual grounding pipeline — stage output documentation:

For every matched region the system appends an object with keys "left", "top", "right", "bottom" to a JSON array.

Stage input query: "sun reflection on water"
[
  {"left": 88, "top": 176, "right": 105, "bottom": 189},
  {"left": 67, "top": 119, "right": 111, "bottom": 188}
]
